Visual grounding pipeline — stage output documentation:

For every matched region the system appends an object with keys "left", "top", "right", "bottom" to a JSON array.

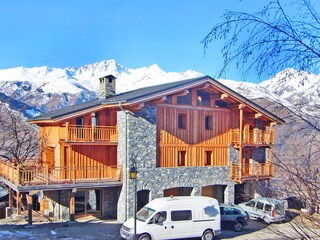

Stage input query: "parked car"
[
  {"left": 120, "top": 196, "right": 221, "bottom": 240},
  {"left": 239, "top": 197, "right": 286, "bottom": 224},
  {"left": 220, "top": 204, "right": 249, "bottom": 232}
]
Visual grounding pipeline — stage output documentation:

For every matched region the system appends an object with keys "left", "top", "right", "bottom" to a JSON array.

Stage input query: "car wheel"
[
  {"left": 202, "top": 229, "right": 214, "bottom": 240},
  {"left": 263, "top": 216, "right": 271, "bottom": 224},
  {"left": 233, "top": 222, "right": 243, "bottom": 232},
  {"left": 138, "top": 233, "right": 151, "bottom": 240}
]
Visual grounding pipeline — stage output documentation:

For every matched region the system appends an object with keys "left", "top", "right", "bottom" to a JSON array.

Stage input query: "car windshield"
[{"left": 136, "top": 207, "right": 155, "bottom": 222}]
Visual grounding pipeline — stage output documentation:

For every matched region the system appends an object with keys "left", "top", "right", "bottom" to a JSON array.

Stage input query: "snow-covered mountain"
[{"left": 0, "top": 59, "right": 319, "bottom": 118}]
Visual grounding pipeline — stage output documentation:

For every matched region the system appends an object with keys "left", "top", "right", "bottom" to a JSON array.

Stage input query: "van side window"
[
  {"left": 246, "top": 201, "right": 256, "bottom": 208},
  {"left": 265, "top": 204, "right": 272, "bottom": 212},
  {"left": 171, "top": 210, "right": 192, "bottom": 221},
  {"left": 152, "top": 211, "right": 167, "bottom": 223},
  {"left": 256, "top": 202, "right": 264, "bottom": 210}
]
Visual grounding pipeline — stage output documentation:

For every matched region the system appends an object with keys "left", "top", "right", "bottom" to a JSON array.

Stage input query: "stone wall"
[
  {"left": 102, "top": 186, "right": 121, "bottom": 219},
  {"left": 43, "top": 190, "right": 70, "bottom": 220},
  {"left": 117, "top": 104, "right": 236, "bottom": 221}
]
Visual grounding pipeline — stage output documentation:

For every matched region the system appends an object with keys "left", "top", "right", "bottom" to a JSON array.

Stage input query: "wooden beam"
[
  {"left": 131, "top": 103, "right": 145, "bottom": 111},
  {"left": 70, "top": 189, "right": 76, "bottom": 222},
  {"left": 238, "top": 104, "right": 246, "bottom": 110},
  {"left": 151, "top": 96, "right": 167, "bottom": 104},
  {"left": 174, "top": 89, "right": 189, "bottom": 97},
  {"left": 27, "top": 194, "right": 33, "bottom": 225},
  {"left": 221, "top": 93, "right": 229, "bottom": 99},
  {"left": 255, "top": 113, "right": 262, "bottom": 118}
]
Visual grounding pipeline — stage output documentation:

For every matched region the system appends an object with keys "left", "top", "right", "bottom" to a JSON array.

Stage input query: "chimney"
[{"left": 99, "top": 75, "right": 116, "bottom": 99}]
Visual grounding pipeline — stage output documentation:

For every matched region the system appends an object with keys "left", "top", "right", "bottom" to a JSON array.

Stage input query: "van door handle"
[
  {"left": 164, "top": 226, "right": 167, "bottom": 229},
  {"left": 171, "top": 226, "right": 174, "bottom": 229}
]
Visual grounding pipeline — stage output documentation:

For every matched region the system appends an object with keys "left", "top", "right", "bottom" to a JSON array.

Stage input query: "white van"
[
  {"left": 120, "top": 196, "right": 221, "bottom": 240},
  {"left": 239, "top": 197, "right": 286, "bottom": 224}
]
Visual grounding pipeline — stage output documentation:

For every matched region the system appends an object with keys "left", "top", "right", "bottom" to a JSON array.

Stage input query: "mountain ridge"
[{"left": 0, "top": 59, "right": 318, "bottom": 118}]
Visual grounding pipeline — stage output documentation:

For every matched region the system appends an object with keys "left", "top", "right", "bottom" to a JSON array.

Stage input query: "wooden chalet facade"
[{"left": 0, "top": 75, "right": 284, "bottom": 222}]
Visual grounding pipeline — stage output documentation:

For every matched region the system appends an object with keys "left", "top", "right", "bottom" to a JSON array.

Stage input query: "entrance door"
[{"left": 74, "top": 189, "right": 101, "bottom": 215}]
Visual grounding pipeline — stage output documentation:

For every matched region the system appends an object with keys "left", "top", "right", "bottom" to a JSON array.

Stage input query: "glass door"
[{"left": 74, "top": 189, "right": 101, "bottom": 215}]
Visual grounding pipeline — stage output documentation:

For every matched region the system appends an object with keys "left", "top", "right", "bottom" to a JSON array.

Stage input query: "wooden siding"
[{"left": 157, "top": 105, "right": 230, "bottom": 167}]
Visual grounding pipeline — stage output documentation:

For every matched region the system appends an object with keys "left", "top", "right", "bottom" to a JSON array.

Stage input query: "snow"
[{"left": 0, "top": 59, "right": 319, "bottom": 117}]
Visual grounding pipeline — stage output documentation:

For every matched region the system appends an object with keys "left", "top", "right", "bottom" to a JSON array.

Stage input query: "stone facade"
[
  {"left": 43, "top": 190, "right": 70, "bottom": 220},
  {"left": 117, "top": 104, "right": 236, "bottom": 221}
]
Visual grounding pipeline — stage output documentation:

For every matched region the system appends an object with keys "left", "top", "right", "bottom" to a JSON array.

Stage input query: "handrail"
[
  {"left": 59, "top": 125, "right": 118, "bottom": 142},
  {"left": 0, "top": 159, "right": 122, "bottom": 186},
  {"left": 231, "top": 162, "right": 274, "bottom": 180},
  {"left": 229, "top": 129, "right": 274, "bottom": 145}
]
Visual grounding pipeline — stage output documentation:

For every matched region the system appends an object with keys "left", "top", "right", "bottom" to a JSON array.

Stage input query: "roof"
[{"left": 30, "top": 75, "right": 285, "bottom": 124}]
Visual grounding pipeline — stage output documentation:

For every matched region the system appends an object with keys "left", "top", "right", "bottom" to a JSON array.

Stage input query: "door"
[
  {"left": 74, "top": 189, "right": 101, "bottom": 216},
  {"left": 169, "top": 210, "right": 195, "bottom": 238},
  {"left": 146, "top": 211, "right": 170, "bottom": 240}
]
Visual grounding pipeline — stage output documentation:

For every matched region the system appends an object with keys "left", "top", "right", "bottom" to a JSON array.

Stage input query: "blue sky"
[{"left": 0, "top": 0, "right": 302, "bottom": 83}]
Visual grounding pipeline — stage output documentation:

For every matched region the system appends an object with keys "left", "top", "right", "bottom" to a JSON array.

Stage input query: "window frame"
[
  {"left": 177, "top": 113, "right": 187, "bottom": 129},
  {"left": 171, "top": 210, "right": 192, "bottom": 221}
]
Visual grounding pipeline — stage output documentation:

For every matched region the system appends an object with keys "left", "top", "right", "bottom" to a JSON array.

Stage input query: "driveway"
[{"left": 0, "top": 215, "right": 318, "bottom": 240}]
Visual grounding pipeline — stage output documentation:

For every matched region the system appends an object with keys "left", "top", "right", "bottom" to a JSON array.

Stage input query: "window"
[
  {"left": 205, "top": 151, "right": 212, "bottom": 166},
  {"left": 178, "top": 151, "right": 186, "bottom": 166},
  {"left": 151, "top": 211, "right": 167, "bottom": 224},
  {"left": 215, "top": 100, "right": 228, "bottom": 108},
  {"left": 76, "top": 116, "right": 84, "bottom": 126},
  {"left": 265, "top": 204, "right": 272, "bottom": 212},
  {"left": 256, "top": 202, "right": 264, "bottom": 210},
  {"left": 177, "top": 89, "right": 192, "bottom": 105},
  {"left": 205, "top": 116, "right": 213, "bottom": 130},
  {"left": 92, "top": 112, "right": 98, "bottom": 126},
  {"left": 171, "top": 210, "right": 192, "bottom": 221},
  {"left": 197, "top": 90, "right": 210, "bottom": 107},
  {"left": 178, "top": 113, "right": 187, "bottom": 129},
  {"left": 246, "top": 200, "right": 256, "bottom": 208}
]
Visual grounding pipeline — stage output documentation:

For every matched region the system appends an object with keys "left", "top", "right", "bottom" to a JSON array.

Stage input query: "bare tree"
[
  {"left": 0, "top": 103, "right": 39, "bottom": 165},
  {"left": 202, "top": 0, "right": 320, "bottom": 79}
]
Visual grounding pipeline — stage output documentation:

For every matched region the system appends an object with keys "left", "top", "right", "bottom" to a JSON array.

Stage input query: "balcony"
[
  {"left": 231, "top": 162, "right": 274, "bottom": 183},
  {"left": 0, "top": 159, "right": 122, "bottom": 188},
  {"left": 60, "top": 124, "right": 117, "bottom": 143},
  {"left": 229, "top": 129, "right": 274, "bottom": 146}
]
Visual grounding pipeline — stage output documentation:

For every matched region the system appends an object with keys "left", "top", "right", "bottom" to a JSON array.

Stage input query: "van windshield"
[{"left": 136, "top": 207, "right": 155, "bottom": 222}]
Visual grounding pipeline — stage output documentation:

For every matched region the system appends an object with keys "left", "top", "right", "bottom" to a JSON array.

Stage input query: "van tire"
[
  {"left": 138, "top": 233, "right": 151, "bottom": 240},
  {"left": 202, "top": 229, "right": 214, "bottom": 240}
]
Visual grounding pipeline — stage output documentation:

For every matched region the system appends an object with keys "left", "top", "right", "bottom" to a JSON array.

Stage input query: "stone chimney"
[{"left": 99, "top": 75, "right": 116, "bottom": 99}]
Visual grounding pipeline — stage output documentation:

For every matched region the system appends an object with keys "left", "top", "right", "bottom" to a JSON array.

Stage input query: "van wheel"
[
  {"left": 202, "top": 229, "right": 214, "bottom": 240},
  {"left": 263, "top": 216, "right": 271, "bottom": 224},
  {"left": 138, "top": 233, "right": 151, "bottom": 240},
  {"left": 234, "top": 222, "right": 243, "bottom": 232}
]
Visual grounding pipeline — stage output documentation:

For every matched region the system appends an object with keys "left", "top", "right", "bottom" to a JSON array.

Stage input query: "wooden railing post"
[
  {"left": 73, "top": 165, "right": 76, "bottom": 183},
  {"left": 91, "top": 123, "right": 94, "bottom": 142},
  {"left": 65, "top": 122, "right": 69, "bottom": 141}
]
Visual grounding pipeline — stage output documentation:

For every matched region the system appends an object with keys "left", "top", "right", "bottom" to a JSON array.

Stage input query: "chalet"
[{"left": 0, "top": 75, "right": 284, "bottom": 223}]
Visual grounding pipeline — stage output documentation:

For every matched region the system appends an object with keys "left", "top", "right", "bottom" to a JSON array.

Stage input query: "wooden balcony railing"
[
  {"left": 229, "top": 129, "right": 274, "bottom": 145},
  {"left": 0, "top": 160, "right": 122, "bottom": 186},
  {"left": 231, "top": 162, "right": 274, "bottom": 182},
  {"left": 59, "top": 124, "right": 118, "bottom": 142}
]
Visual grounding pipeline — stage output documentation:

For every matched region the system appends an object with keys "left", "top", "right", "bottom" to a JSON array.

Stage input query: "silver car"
[{"left": 239, "top": 197, "right": 286, "bottom": 224}]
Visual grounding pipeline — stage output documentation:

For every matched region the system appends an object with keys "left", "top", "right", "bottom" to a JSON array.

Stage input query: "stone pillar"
[{"left": 224, "top": 183, "right": 235, "bottom": 204}]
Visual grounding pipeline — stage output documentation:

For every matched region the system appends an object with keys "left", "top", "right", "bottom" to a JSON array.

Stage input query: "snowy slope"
[{"left": 0, "top": 59, "right": 319, "bottom": 118}]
